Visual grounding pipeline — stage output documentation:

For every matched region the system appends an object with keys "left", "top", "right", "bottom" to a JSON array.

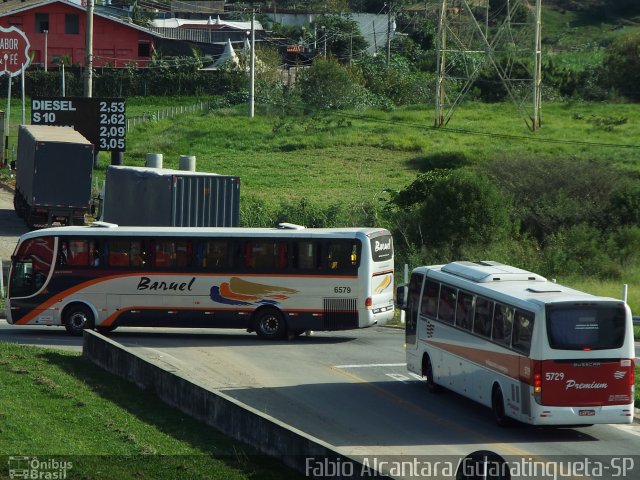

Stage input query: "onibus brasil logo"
[{"left": 8, "top": 457, "right": 73, "bottom": 479}]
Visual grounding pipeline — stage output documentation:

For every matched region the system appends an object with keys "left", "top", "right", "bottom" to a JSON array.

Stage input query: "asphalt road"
[{"left": 1, "top": 321, "right": 639, "bottom": 480}]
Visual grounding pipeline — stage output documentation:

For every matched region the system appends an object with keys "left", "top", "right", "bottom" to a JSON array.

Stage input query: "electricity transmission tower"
[{"left": 434, "top": 0, "right": 542, "bottom": 131}]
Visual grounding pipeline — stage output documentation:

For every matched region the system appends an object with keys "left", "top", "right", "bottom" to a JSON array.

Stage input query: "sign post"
[{"left": 0, "top": 26, "right": 30, "bottom": 166}]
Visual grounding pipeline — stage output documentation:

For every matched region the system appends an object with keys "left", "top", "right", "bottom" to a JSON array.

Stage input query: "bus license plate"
[{"left": 579, "top": 410, "right": 595, "bottom": 416}]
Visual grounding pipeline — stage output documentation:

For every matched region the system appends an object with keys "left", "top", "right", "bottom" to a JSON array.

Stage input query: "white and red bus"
[
  {"left": 396, "top": 261, "right": 635, "bottom": 426},
  {"left": 6, "top": 223, "right": 394, "bottom": 339}
]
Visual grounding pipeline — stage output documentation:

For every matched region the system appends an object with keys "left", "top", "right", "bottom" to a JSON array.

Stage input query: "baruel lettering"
[
  {"left": 375, "top": 239, "right": 391, "bottom": 252},
  {"left": 137, "top": 276, "right": 195, "bottom": 292}
]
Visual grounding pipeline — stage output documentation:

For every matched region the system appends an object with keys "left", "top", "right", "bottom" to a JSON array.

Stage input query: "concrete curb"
[{"left": 82, "top": 330, "right": 372, "bottom": 477}]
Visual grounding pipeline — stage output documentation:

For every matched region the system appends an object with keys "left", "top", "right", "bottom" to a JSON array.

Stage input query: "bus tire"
[
  {"left": 491, "top": 385, "right": 512, "bottom": 427},
  {"left": 254, "top": 308, "right": 286, "bottom": 340},
  {"left": 63, "top": 303, "right": 95, "bottom": 336},
  {"left": 423, "top": 355, "right": 441, "bottom": 393}
]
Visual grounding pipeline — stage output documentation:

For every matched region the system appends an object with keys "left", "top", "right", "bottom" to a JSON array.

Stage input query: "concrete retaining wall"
[{"left": 82, "top": 330, "right": 365, "bottom": 477}]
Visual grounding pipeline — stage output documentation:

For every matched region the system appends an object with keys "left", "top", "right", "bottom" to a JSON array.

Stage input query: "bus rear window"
[
  {"left": 546, "top": 304, "right": 626, "bottom": 350},
  {"left": 371, "top": 235, "right": 393, "bottom": 262}
]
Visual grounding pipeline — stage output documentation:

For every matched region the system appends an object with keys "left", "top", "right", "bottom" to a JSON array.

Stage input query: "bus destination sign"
[{"left": 31, "top": 97, "right": 126, "bottom": 152}]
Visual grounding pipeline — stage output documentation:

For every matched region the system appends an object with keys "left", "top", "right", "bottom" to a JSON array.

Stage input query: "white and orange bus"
[
  {"left": 6, "top": 223, "right": 394, "bottom": 339},
  {"left": 396, "top": 261, "right": 635, "bottom": 426}
]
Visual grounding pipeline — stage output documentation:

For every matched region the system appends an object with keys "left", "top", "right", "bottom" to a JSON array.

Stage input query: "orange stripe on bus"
[{"left": 424, "top": 339, "right": 533, "bottom": 384}]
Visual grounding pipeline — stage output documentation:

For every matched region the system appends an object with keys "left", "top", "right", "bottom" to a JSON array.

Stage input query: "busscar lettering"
[{"left": 137, "top": 276, "right": 196, "bottom": 292}]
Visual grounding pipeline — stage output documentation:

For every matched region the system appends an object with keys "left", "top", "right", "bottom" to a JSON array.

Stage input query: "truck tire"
[{"left": 13, "top": 194, "right": 23, "bottom": 218}]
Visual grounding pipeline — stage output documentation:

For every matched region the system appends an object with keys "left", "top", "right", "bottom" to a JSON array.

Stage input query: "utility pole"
[
  {"left": 322, "top": 25, "right": 326, "bottom": 59},
  {"left": 84, "top": 0, "right": 93, "bottom": 97},
  {"left": 248, "top": 9, "right": 255, "bottom": 118},
  {"left": 44, "top": 30, "right": 48, "bottom": 72},
  {"left": 434, "top": 0, "right": 446, "bottom": 127},
  {"left": 386, "top": 1, "right": 391, "bottom": 70},
  {"left": 532, "top": 0, "right": 542, "bottom": 131}
]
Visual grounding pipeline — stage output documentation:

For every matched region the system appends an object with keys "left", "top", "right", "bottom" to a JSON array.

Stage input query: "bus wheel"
[
  {"left": 491, "top": 385, "right": 512, "bottom": 427},
  {"left": 64, "top": 304, "right": 95, "bottom": 336},
  {"left": 423, "top": 355, "right": 441, "bottom": 393},
  {"left": 255, "top": 308, "right": 286, "bottom": 340}
]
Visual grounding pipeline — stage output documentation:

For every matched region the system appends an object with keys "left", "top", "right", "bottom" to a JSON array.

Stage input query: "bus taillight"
[
  {"left": 631, "top": 361, "right": 635, "bottom": 397},
  {"left": 365, "top": 296, "right": 372, "bottom": 308},
  {"left": 534, "top": 362, "right": 542, "bottom": 404}
]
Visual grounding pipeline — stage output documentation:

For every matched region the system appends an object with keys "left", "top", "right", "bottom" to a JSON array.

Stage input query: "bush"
[
  {"left": 295, "top": 59, "right": 362, "bottom": 111},
  {"left": 417, "top": 169, "right": 511, "bottom": 252},
  {"left": 540, "top": 224, "right": 614, "bottom": 278},
  {"left": 601, "top": 32, "right": 640, "bottom": 101},
  {"left": 484, "top": 156, "right": 626, "bottom": 242}
]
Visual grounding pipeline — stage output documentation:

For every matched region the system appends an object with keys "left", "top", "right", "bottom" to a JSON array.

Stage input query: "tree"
[{"left": 314, "top": 14, "right": 368, "bottom": 64}]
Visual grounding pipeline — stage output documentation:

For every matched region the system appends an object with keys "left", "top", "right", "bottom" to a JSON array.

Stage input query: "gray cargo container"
[
  {"left": 14, "top": 125, "right": 94, "bottom": 228},
  {"left": 102, "top": 165, "right": 240, "bottom": 227}
]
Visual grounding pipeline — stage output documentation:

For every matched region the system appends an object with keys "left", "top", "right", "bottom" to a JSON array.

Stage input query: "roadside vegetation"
[{"left": 0, "top": 342, "right": 302, "bottom": 479}]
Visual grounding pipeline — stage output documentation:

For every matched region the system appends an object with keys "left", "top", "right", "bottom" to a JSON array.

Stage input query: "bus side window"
[
  {"left": 67, "top": 239, "right": 89, "bottom": 266},
  {"left": 295, "top": 241, "right": 316, "bottom": 270},
  {"left": 512, "top": 310, "right": 534, "bottom": 354},
  {"left": 89, "top": 240, "right": 101, "bottom": 267},
  {"left": 473, "top": 297, "right": 493, "bottom": 338},
  {"left": 455, "top": 291, "right": 474, "bottom": 330},
  {"left": 438, "top": 285, "right": 456, "bottom": 324},
  {"left": 325, "top": 241, "right": 358, "bottom": 271},
  {"left": 130, "top": 240, "right": 148, "bottom": 268},
  {"left": 420, "top": 280, "right": 439, "bottom": 317},
  {"left": 277, "top": 242, "right": 288, "bottom": 269},
  {"left": 202, "top": 240, "right": 228, "bottom": 269},
  {"left": 108, "top": 239, "right": 130, "bottom": 267},
  {"left": 493, "top": 303, "right": 514, "bottom": 345}
]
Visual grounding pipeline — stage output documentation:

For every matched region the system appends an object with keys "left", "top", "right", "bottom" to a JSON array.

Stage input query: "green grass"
[
  {"left": 0, "top": 342, "right": 302, "bottom": 479},
  {"left": 103, "top": 100, "right": 640, "bottom": 211}
]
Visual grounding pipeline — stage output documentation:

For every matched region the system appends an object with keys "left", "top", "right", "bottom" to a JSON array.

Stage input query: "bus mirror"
[{"left": 396, "top": 284, "right": 408, "bottom": 310}]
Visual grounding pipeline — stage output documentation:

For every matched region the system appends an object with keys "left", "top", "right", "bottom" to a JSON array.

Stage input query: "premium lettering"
[
  {"left": 565, "top": 380, "right": 608, "bottom": 390},
  {"left": 137, "top": 276, "right": 195, "bottom": 292}
]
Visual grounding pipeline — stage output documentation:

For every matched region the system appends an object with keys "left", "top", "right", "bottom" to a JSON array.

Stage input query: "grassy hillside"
[{"left": 113, "top": 101, "right": 640, "bottom": 210}]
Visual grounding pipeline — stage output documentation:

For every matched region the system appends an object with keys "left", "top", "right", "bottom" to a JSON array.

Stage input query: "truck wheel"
[
  {"left": 64, "top": 304, "right": 95, "bottom": 336},
  {"left": 254, "top": 308, "right": 286, "bottom": 340},
  {"left": 13, "top": 195, "right": 23, "bottom": 217}
]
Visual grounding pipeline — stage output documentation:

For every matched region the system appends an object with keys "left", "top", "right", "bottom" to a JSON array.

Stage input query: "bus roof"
[
  {"left": 415, "top": 261, "right": 622, "bottom": 307},
  {"left": 17, "top": 224, "right": 391, "bottom": 241}
]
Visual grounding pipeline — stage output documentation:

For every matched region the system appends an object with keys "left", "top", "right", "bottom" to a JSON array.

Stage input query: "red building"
[{"left": 0, "top": 0, "right": 157, "bottom": 68}]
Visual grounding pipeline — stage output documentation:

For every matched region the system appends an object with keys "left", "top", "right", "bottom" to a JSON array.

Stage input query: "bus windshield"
[
  {"left": 546, "top": 303, "right": 626, "bottom": 351},
  {"left": 9, "top": 237, "right": 55, "bottom": 298}
]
